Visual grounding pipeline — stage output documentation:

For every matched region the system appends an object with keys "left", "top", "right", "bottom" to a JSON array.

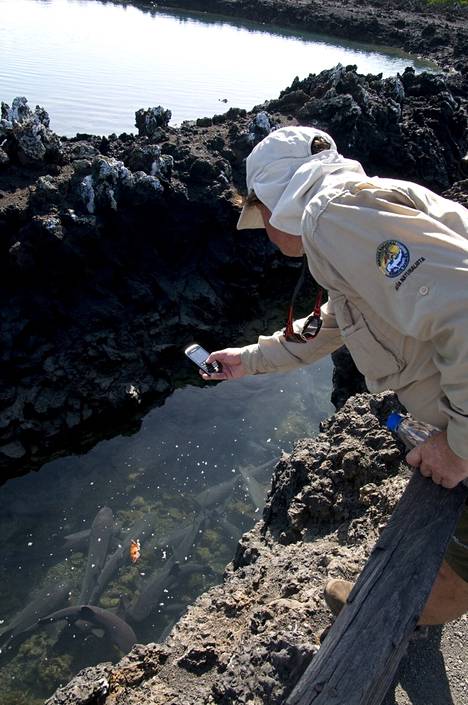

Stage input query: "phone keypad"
[{"left": 205, "top": 360, "right": 221, "bottom": 374}]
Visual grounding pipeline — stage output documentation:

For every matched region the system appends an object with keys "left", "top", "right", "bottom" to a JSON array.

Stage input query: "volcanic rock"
[{"left": 1, "top": 97, "right": 63, "bottom": 166}]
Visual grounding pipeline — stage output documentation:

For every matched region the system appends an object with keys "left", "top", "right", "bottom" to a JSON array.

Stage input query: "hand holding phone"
[
  {"left": 185, "top": 345, "right": 247, "bottom": 381},
  {"left": 184, "top": 343, "right": 223, "bottom": 375}
]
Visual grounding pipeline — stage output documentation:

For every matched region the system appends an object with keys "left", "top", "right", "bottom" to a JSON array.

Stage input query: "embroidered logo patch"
[{"left": 376, "top": 240, "right": 410, "bottom": 278}]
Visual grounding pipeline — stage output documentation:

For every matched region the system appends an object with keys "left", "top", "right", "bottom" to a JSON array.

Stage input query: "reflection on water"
[
  {"left": 0, "top": 359, "right": 333, "bottom": 703},
  {"left": 0, "top": 0, "right": 434, "bottom": 136}
]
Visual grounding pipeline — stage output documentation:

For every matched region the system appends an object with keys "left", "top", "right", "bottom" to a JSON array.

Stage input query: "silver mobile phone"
[{"left": 184, "top": 343, "right": 222, "bottom": 374}]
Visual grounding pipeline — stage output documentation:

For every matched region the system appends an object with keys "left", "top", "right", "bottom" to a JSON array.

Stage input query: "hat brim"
[{"left": 236, "top": 203, "right": 264, "bottom": 230}]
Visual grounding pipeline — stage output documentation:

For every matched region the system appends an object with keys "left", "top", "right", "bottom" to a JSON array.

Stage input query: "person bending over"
[{"left": 202, "top": 125, "right": 468, "bottom": 625}]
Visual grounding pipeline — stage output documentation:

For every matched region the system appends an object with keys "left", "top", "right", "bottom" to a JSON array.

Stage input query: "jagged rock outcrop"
[
  {"left": 135, "top": 106, "right": 172, "bottom": 137},
  {"left": 0, "top": 97, "right": 64, "bottom": 166}
]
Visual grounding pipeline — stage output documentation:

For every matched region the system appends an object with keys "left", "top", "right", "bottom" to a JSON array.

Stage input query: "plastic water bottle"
[
  {"left": 386, "top": 412, "right": 439, "bottom": 450},
  {"left": 387, "top": 412, "right": 468, "bottom": 488}
]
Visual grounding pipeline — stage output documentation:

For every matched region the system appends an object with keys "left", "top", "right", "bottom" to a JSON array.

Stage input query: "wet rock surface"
[{"left": 45, "top": 393, "right": 468, "bottom": 705}]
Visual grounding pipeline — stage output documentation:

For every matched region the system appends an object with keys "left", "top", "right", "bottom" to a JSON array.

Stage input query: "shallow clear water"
[
  {"left": 0, "top": 0, "right": 433, "bottom": 136},
  {"left": 0, "top": 359, "right": 333, "bottom": 702}
]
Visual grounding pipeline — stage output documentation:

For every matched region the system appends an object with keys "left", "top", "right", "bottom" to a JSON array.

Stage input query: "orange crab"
[{"left": 129, "top": 538, "right": 141, "bottom": 563}]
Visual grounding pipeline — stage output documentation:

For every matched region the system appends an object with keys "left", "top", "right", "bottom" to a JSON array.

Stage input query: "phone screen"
[
  {"left": 185, "top": 344, "right": 222, "bottom": 374},
  {"left": 188, "top": 345, "right": 210, "bottom": 367}
]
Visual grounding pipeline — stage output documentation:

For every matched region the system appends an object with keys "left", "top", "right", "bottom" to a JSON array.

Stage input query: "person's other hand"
[
  {"left": 199, "top": 348, "right": 247, "bottom": 381},
  {"left": 406, "top": 431, "right": 468, "bottom": 489}
]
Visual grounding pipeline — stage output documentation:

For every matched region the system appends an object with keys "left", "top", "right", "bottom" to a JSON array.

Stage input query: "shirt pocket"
[{"left": 333, "top": 295, "right": 405, "bottom": 381}]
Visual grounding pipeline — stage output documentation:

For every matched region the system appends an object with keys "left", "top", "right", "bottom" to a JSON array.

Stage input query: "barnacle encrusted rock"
[{"left": 1, "top": 97, "right": 63, "bottom": 165}]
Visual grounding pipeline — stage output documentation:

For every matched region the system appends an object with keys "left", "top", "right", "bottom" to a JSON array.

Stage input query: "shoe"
[{"left": 324, "top": 579, "right": 354, "bottom": 616}]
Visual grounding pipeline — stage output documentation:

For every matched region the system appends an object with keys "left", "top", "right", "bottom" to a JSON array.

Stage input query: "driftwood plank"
[{"left": 286, "top": 472, "right": 468, "bottom": 705}]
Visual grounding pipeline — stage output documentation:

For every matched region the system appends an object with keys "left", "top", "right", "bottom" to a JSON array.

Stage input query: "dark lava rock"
[
  {"left": 278, "top": 64, "right": 466, "bottom": 190},
  {"left": 135, "top": 106, "right": 172, "bottom": 137},
  {"left": 1, "top": 97, "right": 64, "bottom": 166}
]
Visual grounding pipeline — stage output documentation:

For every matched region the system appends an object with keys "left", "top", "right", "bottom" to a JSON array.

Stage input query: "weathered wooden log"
[{"left": 286, "top": 471, "right": 468, "bottom": 705}]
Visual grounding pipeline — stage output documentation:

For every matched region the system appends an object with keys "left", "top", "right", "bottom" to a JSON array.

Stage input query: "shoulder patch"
[{"left": 376, "top": 240, "right": 410, "bottom": 278}]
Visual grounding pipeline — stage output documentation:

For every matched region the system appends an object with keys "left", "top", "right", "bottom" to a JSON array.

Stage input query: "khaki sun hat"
[{"left": 237, "top": 126, "right": 338, "bottom": 232}]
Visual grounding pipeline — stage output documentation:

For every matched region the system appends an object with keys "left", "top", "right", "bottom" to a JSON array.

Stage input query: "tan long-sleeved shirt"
[{"left": 240, "top": 176, "right": 468, "bottom": 459}]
